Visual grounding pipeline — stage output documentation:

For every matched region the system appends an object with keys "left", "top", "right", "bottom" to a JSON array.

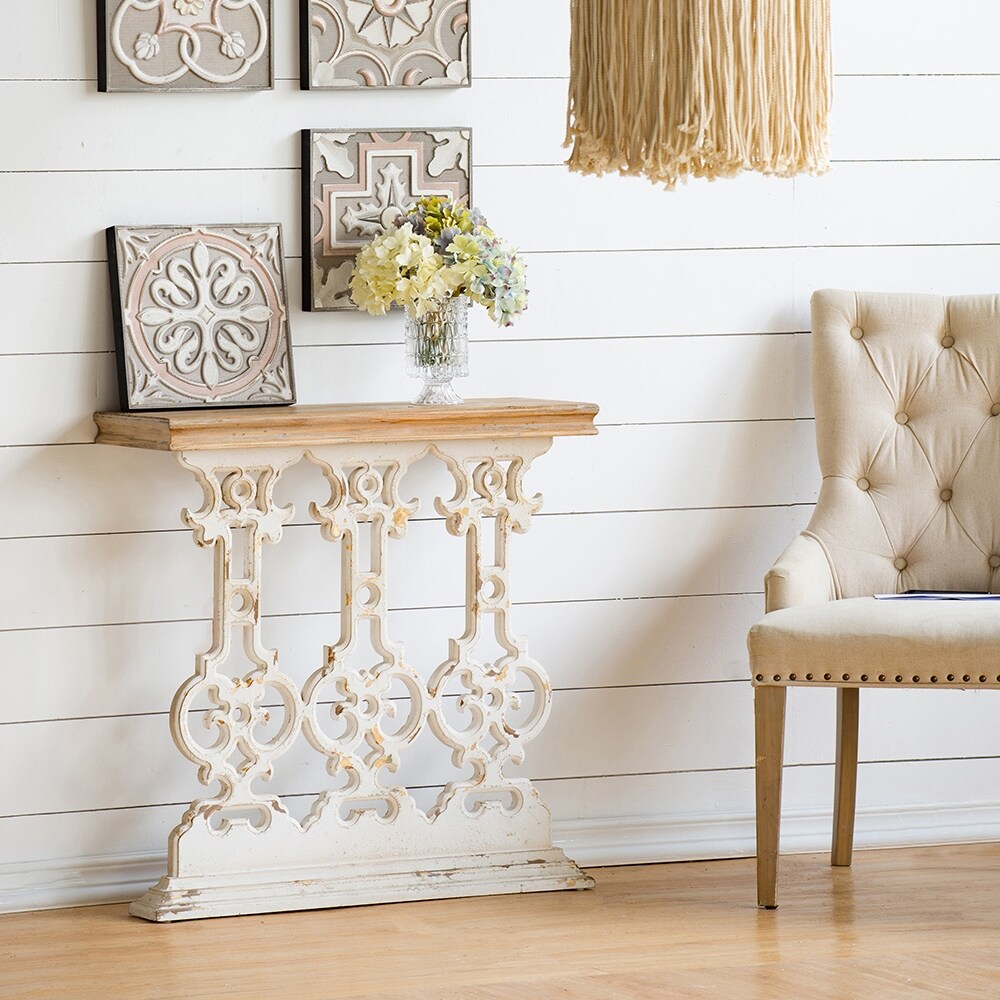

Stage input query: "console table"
[{"left": 94, "top": 399, "right": 599, "bottom": 922}]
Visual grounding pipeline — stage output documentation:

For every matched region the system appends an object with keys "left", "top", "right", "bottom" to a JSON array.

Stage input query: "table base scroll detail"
[{"left": 128, "top": 436, "right": 595, "bottom": 921}]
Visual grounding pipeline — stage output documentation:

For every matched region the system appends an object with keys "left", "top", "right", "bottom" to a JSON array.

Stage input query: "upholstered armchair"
[{"left": 748, "top": 289, "right": 1000, "bottom": 908}]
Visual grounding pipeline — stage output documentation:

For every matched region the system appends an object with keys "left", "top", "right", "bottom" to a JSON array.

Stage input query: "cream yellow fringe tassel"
[{"left": 565, "top": 0, "right": 832, "bottom": 189}]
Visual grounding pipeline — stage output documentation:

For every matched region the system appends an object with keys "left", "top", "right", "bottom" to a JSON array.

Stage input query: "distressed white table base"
[
  {"left": 131, "top": 852, "right": 585, "bottom": 922},
  {"left": 102, "top": 419, "right": 596, "bottom": 922},
  {"left": 133, "top": 837, "right": 582, "bottom": 922}
]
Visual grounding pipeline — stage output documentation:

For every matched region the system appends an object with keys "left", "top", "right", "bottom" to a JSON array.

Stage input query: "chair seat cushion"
[{"left": 748, "top": 597, "right": 1000, "bottom": 687}]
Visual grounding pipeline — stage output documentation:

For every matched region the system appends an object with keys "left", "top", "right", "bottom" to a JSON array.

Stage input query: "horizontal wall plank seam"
[
  {"left": 0, "top": 331, "right": 808, "bottom": 361},
  {"left": 2, "top": 757, "right": 995, "bottom": 823},
  {"left": 0, "top": 330, "right": 811, "bottom": 359},
  {"left": 5, "top": 158, "right": 1000, "bottom": 178},
  {"left": 5, "top": 157, "right": 1000, "bottom": 175},
  {"left": 9, "top": 243, "right": 1000, "bottom": 267},
  {"left": 0, "top": 680, "right": 750, "bottom": 729},
  {"left": 0, "top": 591, "right": 767, "bottom": 636},
  {"left": 0, "top": 503, "right": 815, "bottom": 543}
]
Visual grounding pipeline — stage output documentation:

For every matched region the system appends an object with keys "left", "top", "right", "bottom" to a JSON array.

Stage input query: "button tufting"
[
  {"left": 893, "top": 557, "right": 908, "bottom": 571},
  {"left": 991, "top": 555, "right": 1000, "bottom": 570},
  {"left": 857, "top": 477, "right": 871, "bottom": 492},
  {"left": 895, "top": 412, "right": 909, "bottom": 425},
  {"left": 940, "top": 488, "right": 953, "bottom": 502},
  {"left": 992, "top": 403, "right": 1000, "bottom": 417},
  {"left": 850, "top": 326, "right": 864, "bottom": 340},
  {"left": 941, "top": 335, "right": 955, "bottom": 348}
]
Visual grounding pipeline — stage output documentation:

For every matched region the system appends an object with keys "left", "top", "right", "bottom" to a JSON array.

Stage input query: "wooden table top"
[{"left": 94, "top": 398, "right": 600, "bottom": 451}]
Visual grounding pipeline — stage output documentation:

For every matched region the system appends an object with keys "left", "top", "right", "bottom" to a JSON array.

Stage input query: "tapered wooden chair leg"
[
  {"left": 755, "top": 685, "right": 787, "bottom": 909},
  {"left": 832, "top": 686, "right": 860, "bottom": 867}
]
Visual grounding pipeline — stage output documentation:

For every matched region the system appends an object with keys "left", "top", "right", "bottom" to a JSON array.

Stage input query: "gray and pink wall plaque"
[
  {"left": 301, "top": 128, "right": 472, "bottom": 312},
  {"left": 301, "top": 0, "right": 470, "bottom": 89},
  {"left": 98, "top": 0, "right": 273, "bottom": 93},
  {"left": 107, "top": 225, "right": 296, "bottom": 410}
]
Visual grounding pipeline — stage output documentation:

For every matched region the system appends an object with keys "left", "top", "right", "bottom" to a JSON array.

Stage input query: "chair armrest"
[{"left": 764, "top": 532, "right": 836, "bottom": 612}]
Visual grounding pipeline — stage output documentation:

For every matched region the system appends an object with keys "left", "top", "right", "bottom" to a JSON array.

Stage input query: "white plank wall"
[{"left": 4, "top": 0, "right": 1000, "bottom": 911}]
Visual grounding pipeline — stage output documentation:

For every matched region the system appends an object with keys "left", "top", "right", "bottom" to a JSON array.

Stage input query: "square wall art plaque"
[
  {"left": 302, "top": 127, "right": 472, "bottom": 312},
  {"left": 301, "top": 0, "right": 470, "bottom": 89},
  {"left": 98, "top": 0, "right": 273, "bottom": 93},
  {"left": 107, "top": 225, "right": 296, "bottom": 411}
]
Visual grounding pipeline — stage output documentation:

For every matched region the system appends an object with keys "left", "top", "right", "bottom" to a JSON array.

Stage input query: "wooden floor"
[{"left": 4, "top": 845, "right": 1000, "bottom": 999}]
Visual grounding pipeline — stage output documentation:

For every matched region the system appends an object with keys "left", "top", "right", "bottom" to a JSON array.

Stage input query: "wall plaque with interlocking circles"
[{"left": 99, "top": 0, "right": 273, "bottom": 92}]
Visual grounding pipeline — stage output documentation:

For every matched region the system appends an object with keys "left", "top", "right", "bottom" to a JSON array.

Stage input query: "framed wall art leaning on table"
[{"left": 106, "top": 224, "right": 296, "bottom": 411}]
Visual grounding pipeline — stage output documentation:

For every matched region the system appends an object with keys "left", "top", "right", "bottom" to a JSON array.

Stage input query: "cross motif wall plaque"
[{"left": 301, "top": 128, "right": 472, "bottom": 312}]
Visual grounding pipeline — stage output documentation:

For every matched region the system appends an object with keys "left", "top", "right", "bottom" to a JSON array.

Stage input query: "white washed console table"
[{"left": 94, "top": 399, "right": 599, "bottom": 922}]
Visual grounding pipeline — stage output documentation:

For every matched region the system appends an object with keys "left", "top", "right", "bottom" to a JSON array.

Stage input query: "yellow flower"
[{"left": 350, "top": 224, "right": 445, "bottom": 316}]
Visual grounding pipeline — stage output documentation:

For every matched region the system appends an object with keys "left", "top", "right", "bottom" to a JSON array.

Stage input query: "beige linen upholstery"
[
  {"left": 749, "top": 289, "right": 1000, "bottom": 909},
  {"left": 751, "top": 598, "right": 1000, "bottom": 682}
]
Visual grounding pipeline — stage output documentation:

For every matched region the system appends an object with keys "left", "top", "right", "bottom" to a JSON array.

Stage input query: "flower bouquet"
[{"left": 350, "top": 196, "right": 529, "bottom": 404}]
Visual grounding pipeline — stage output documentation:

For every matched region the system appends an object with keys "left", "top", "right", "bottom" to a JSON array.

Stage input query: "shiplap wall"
[{"left": 5, "top": 0, "right": 1000, "bottom": 912}]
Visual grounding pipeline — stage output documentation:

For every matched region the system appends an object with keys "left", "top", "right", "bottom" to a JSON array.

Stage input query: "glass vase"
[{"left": 404, "top": 296, "right": 470, "bottom": 405}]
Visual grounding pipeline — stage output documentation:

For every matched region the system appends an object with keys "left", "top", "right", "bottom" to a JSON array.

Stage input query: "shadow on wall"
[{"left": 511, "top": 331, "right": 816, "bottom": 782}]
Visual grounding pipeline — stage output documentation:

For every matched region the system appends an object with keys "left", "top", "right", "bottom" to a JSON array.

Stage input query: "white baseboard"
[
  {"left": 557, "top": 799, "right": 1000, "bottom": 867},
  {"left": 0, "top": 851, "right": 166, "bottom": 915},
  {"left": 4, "top": 802, "right": 1000, "bottom": 915}
]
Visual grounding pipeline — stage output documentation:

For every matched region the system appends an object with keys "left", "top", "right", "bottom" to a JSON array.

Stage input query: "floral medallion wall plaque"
[
  {"left": 107, "top": 225, "right": 296, "bottom": 411},
  {"left": 301, "top": 0, "right": 470, "bottom": 90},
  {"left": 98, "top": 0, "right": 273, "bottom": 92},
  {"left": 302, "top": 128, "right": 472, "bottom": 311}
]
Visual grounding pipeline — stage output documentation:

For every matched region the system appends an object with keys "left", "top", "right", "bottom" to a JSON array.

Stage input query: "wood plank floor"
[{"left": 4, "top": 845, "right": 1000, "bottom": 999}]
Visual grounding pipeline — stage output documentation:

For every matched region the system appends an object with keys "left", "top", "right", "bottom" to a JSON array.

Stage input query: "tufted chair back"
[{"left": 804, "top": 289, "right": 1000, "bottom": 600}]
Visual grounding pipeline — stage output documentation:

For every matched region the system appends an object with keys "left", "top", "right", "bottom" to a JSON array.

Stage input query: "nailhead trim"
[{"left": 753, "top": 671, "right": 1000, "bottom": 686}]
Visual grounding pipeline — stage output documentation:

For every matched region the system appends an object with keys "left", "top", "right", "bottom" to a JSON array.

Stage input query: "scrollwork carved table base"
[{"left": 95, "top": 401, "right": 598, "bottom": 922}]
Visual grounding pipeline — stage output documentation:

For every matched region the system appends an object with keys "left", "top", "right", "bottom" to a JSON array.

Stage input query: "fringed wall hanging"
[{"left": 565, "top": 0, "right": 832, "bottom": 189}]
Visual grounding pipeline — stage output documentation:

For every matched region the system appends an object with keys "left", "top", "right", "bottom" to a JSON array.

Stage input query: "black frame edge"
[
  {"left": 299, "top": 0, "right": 311, "bottom": 91},
  {"left": 300, "top": 129, "right": 314, "bottom": 312},
  {"left": 105, "top": 227, "right": 131, "bottom": 411},
  {"left": 96, "top": 0, "right": 109, "bottom": 93}
]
